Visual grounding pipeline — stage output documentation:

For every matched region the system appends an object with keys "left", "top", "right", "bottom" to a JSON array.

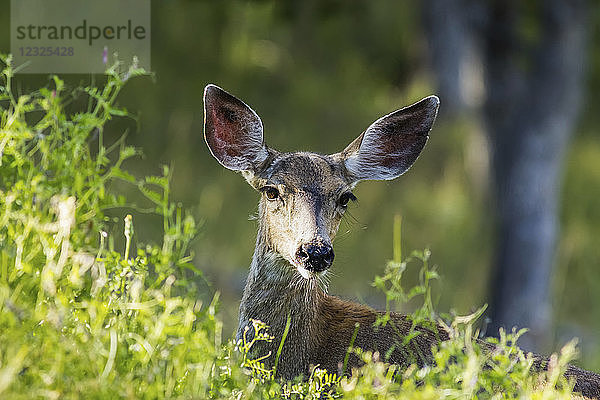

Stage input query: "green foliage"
[
  {"left": 373, "top": 221, "right": 439, "bottom": 321},
  {"left": 0, "top": 57, "right": 584, "bottom": 399},
  {"left": 0, "top": 55, "right": 219, "bottom": 398},
  {"left": 1, "top": 0, "right": 598, "bottom": 367}
]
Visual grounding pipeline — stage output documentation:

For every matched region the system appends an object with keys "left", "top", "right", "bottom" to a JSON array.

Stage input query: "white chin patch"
[{"left": 297, "top": 266, "right": 312, "bottom": 280}]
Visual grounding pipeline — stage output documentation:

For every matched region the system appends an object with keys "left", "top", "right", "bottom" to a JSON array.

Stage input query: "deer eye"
[
  {"left": 261, "top": 186, "right": 280, "bottom": 201},
  {"left": 339, "top": 192, "right": 356, "bottom": 207}
]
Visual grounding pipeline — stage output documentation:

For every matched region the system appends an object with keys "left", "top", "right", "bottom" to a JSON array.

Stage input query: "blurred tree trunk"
[
  {"left": 423, "top": 0, "right": 470, "bottom": 115},
  {"left": 424, "top": 0, "right": 587, "bottom": 350}
]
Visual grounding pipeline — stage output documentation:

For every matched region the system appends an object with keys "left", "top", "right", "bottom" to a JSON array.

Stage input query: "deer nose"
[{"left": 296, "top": 242, "right": 334, "bottom": 273}]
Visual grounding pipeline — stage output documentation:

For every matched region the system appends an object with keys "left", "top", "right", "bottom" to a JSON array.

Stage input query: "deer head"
[{"left": 204, "top": 84, "right": 439, "bottom": 280}]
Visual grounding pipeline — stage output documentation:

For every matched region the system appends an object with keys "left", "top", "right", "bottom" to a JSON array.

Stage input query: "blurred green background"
[{"left": 1, "top": 0, "right": 599, "bottom": 369}]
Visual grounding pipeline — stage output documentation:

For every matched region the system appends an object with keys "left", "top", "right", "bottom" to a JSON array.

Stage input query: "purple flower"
[{"left": 102, "top": 46, "right": 108, "bottom": 65}]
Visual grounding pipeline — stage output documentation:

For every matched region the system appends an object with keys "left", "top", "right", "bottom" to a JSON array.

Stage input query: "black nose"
[{"left": 296, "top": 242, "right": 334, "bottom": 272}]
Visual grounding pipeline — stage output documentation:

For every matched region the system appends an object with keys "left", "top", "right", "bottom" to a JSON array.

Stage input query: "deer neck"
[{"left": 237, "top": 232, "right": 325, "bottom": 378}]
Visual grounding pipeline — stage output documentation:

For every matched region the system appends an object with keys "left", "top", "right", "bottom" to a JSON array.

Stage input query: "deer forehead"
[{"left": 259, "top": 152, "right": 351, "bottom": 196}]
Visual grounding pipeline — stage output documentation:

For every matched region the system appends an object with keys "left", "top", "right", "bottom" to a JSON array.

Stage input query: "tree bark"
[
  {"left": 483, "top": 0, "right": 587, "bottom": 350},
  {"left": 423, "top": 0, "right": 470, "bottom": 115},
  {"left": 424, "top": 0, "right": 587, "bottom": 350}
]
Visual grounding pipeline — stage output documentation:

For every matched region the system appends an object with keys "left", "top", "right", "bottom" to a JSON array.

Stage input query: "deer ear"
[
  {"left": 339, "top": 96, "right": 439, "bottom": 182},
  {"left": 204, "top": 84, "right": 269, "bottom": 172}
]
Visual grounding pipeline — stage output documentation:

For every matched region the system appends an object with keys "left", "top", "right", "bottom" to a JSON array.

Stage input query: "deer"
[{"left": 203, "top": 84, "right": 600, "bottom": 398}]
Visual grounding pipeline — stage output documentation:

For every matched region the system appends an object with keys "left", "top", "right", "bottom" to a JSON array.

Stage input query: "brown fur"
[{"left": 312, "top": 295, "right": 449, "bottom": 375}]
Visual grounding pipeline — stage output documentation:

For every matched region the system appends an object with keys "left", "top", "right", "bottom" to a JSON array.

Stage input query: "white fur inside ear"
[
  {"left": 238, "top": 106, "right": 268, "bottom": 165},
  {"left": 343, "top": 96, "right": 438, "bottom": 182},
  {"left": 219, "top": 116, "right": 268, "bottom": 170},
  {"left": 344, "top": 137, "right": 408, "bottom": 181},
  {"left": 344, "top": 127, "right": 419, "bottom": 181}
]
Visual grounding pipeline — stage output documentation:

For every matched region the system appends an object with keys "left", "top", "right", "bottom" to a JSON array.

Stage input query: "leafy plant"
[
  {"left": 0, "top": 54, "right": 583, "bottom": 399},
  {"left": 0, "top": 54, "right": 219, "bottom": 399}
]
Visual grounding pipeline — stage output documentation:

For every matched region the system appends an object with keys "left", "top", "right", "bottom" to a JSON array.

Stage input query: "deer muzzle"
[{"left": 295, "top": 241, "right": 334, "bottom": 273}]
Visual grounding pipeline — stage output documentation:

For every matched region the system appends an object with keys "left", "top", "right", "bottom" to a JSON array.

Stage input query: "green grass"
[{"left": 0, "top": 55, "right": 583, "bottom": 399}]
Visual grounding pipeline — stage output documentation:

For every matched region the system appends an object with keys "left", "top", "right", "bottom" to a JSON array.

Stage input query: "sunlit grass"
[{"left": 0, "top": 55, "right": 583, "bottom": 399}]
